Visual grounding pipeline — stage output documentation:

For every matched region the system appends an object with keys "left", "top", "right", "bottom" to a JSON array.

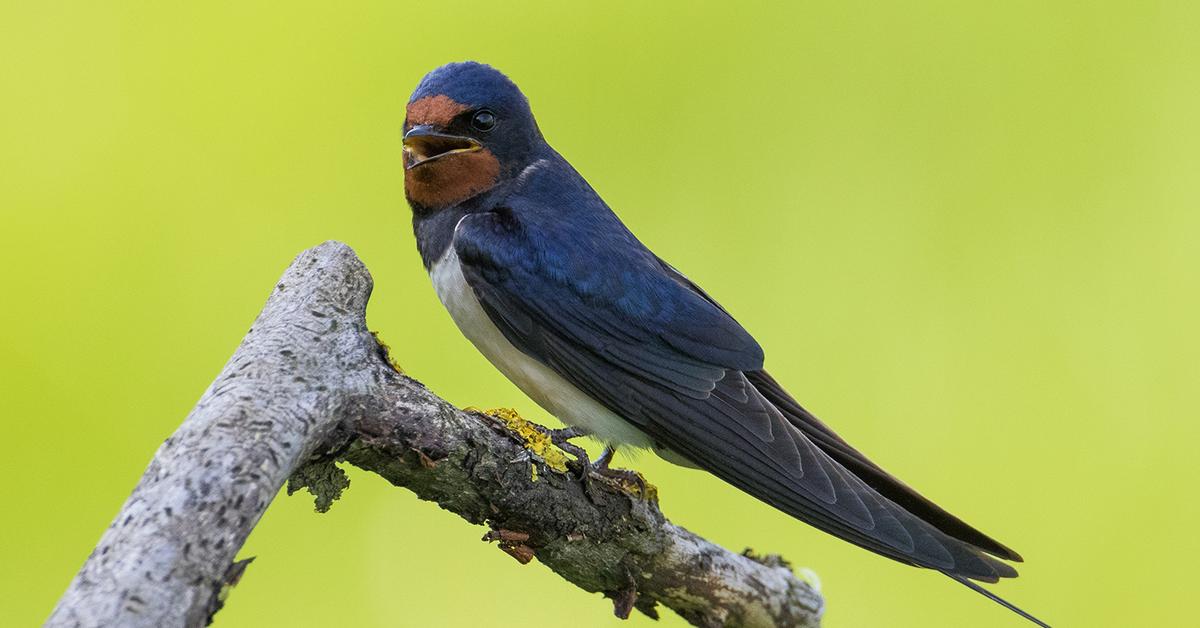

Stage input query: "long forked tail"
[{"left": 943, "top": 572, "right": 1050, "bottom": 627}]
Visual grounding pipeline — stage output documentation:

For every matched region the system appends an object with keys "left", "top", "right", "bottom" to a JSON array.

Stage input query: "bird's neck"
[
  {"left": 412, "top": 204, "right": 467, "bottom": 270},
  {"left": 410, "top": 150, "right": 561, "bottom": 269}
]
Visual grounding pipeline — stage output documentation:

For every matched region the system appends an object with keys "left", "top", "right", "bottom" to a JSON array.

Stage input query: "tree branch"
[{"left": 47, "top": 241, "right": 824, "bottom": 628}]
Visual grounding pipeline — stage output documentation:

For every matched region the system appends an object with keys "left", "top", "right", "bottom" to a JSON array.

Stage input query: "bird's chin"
[
  {"left": 403, "top": 134, "right": 482, "bottom": 170},
  {"left": 403, "top": 144, "right": 502, "bottom": 210}
]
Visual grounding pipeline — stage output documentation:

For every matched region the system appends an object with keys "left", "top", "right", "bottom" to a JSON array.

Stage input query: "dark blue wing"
[
  {"left": 656, "top": 254, "right": 1024, "bottom": 563},
  {"left": 453, "top": 204, "right": 1017, "bottom": 582}
]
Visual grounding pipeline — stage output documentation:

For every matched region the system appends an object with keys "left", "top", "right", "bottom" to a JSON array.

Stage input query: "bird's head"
[{"left": 403, "top": 62, "right": 542, "bottom": 212}]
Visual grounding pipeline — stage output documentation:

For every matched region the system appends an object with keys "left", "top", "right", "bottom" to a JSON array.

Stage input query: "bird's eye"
[{"left": 471, "top": 109, "right": 496, "bottom": 132}]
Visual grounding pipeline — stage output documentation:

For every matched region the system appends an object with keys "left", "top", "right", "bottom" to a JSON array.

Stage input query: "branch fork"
[{"left": 48, "top": 241, "right": 824, "bottom": 628}]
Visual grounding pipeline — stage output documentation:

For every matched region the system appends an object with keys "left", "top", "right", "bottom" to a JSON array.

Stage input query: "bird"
[{"left": 401, "top": 61, "right": 1047, "bottom": 627}]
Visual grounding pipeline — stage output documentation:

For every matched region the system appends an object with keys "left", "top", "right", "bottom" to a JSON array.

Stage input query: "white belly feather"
[{"left": 430, "top": 245, "right": 653, "bottom": 448}]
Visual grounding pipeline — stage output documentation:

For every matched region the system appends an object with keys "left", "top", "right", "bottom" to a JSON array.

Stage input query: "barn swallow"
[{"left": 402, "top": 61, "right": 1046, "bottom": 626}]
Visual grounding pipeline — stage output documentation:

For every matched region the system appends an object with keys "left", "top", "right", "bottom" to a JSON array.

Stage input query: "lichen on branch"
[{"left": 48, "top": 242, "right": 823, "bottom": 628}]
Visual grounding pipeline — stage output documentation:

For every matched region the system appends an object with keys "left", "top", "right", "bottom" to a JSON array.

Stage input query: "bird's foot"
[
  {"left": 546, "top": 425, "right": 590, "bottom": 449},
  {"left": 483, "top": 415, "right": 654, "bottom": 501},
  {"left": 545, "top": 426, "right": 596, "bottom": 481},
  {"left": 544, "top": 427, "right": 639, "bottom": 503},
  {"left": 473, "top": 407, "right": 572, "bottom": 474},
  {"left": 593, "top": 447, "right": 655, "bottom": 501}
]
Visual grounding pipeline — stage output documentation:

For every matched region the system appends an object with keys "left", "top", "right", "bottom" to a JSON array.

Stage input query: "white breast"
[{"left": 430, "top": 244, "right": 652, "bottom": 448}]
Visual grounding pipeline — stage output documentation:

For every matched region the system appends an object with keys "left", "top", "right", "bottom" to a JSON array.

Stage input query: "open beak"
[{"left": 403, "top": 125, "right": 482, "bottom": 170}]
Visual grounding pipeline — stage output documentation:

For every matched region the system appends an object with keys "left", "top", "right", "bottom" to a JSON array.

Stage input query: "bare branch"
[{"left": 47, "top": 241, "right": 824, "bottom": 628}]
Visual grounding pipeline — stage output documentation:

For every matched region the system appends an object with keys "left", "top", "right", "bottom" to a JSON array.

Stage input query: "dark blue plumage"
[{"left": 401, "top": 61, "right": 1046, "bottom": 626}]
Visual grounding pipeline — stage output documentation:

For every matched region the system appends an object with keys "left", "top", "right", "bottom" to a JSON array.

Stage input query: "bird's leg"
[
  {"left": 544, "top": 426, "right": 611, "bottom": 500},
  {"left": 592, "top": 446, "right": 649, "bottom": 496},
  {"left": 545, "top": 426, "right": 594, "bottom": 476},
  {"left": 547, "top": 425, "right": 590, "bottom": 446},
  {"left": 594, "top": 445, "right": 617, "bottom": 470},
  {"left": 543, "top": 429, "right": 650, "bottom": 500}
]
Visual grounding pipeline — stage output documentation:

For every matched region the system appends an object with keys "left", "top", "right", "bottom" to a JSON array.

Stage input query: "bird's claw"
[
  {"left": 534, "top": 426, "right": 653, "bottom": 501},
  {"left": 594, "top": 448, "right": 653, "bottom": 500},
  {"left": 595, "top": 465, "right": 650, "bottom": 497},
  {"left": 546, "top": 427, "right": 594, "bottom": 480},
  {"left": 542, "top": 427, "right": 608, "bottom": 501}
]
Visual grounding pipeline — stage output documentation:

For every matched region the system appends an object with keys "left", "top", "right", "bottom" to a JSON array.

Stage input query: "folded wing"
[{"left": 454, "top": 208, "right": 1019, "bottom": 582}]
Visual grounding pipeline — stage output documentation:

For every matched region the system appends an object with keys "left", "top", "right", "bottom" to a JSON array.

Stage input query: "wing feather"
[{"left": 453, "top": 208, "right": 1018, "bottom": 581}]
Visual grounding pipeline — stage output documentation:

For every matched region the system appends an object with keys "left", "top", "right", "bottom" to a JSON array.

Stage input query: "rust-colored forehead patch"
[{"left": 406, "top": 94, "right": 469, "bottom": 128}]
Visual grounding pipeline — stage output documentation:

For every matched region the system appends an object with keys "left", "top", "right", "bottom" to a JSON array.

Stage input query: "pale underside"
[{"left": 430, "top": 242, "right": 659, "bottom": 450}]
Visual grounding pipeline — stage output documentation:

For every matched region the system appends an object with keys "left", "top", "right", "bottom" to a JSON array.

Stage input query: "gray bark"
[{"left": 47, "top": 241, "right": 824, "bottom": 628}]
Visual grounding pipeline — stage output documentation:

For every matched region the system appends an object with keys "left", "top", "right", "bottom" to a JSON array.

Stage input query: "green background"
[{"left": 2, "top": 2, "right": 1197, "bottom": 626}]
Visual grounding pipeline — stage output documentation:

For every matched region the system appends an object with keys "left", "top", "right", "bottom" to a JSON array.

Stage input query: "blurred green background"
[{"left": 2, "top": 2, "right": 1197, "bottom": 626}]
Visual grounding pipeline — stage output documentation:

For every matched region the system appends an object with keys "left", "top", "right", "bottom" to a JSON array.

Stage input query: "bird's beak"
[{"left": 403, "top": 125, "right": 482, "bottom": 170}]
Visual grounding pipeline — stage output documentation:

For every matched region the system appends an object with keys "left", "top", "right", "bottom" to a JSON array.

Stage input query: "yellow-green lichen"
[
  {"left": 470, "top": 407, "right": 571, "bottom": 473},
  {"left": 607, "top": 472, "right": 658, "bottom": 501},
  {"left": 370, "top": 331, "right": 405, "bottom": 373}
]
